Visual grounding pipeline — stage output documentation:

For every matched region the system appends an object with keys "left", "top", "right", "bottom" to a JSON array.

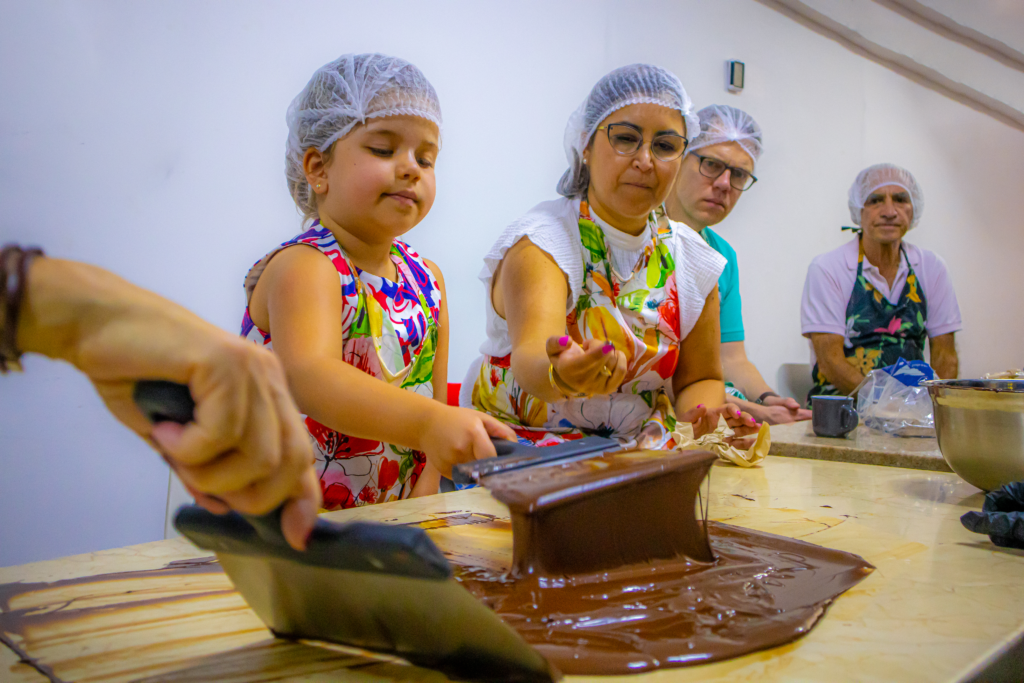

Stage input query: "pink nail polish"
[
  {"left": 736, "top": 410, "right": 742, "bottom": 417},
  {"left": 559, "top": 335, "right": 569, "bottom": 346},
  {"left": 697, "top": 404, "right": 705, "bottom": 408},
  {"left": 603, "top": 344, "right": 614, "bottom": 354}
]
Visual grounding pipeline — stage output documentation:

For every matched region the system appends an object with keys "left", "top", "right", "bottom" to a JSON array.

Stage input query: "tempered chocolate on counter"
[
  {"left": 483, "top": 449, "right": 718, "bottom": 576},
  {"left": 472, "top": 448, "right": 875, "bottom": 675},
  {"left": 453, "top": 521, "right": 875, "bottom": 675}
]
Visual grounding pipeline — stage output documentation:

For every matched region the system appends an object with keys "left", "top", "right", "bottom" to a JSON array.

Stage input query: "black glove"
[{"left": 961, "top": 481, "right": 1024, "bottom": 550}]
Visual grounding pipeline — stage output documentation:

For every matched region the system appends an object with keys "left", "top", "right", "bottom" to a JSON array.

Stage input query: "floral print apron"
[
  {"left": 473, "top": 201, "right": 682, "bottom": 449},
  {"left": 808, "top": 237, "right": 927, "bottom": 401},
  {"left": 241, "top": 223, "right": 440, "bottom": 509}
]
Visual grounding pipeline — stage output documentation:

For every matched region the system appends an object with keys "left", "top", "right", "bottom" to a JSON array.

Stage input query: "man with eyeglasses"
[
  {"left": 801, "top": 164, "right": 960, "bottom": 401},
  {"left": 663, "top": 105, "right": 810, "bottom": 425}
]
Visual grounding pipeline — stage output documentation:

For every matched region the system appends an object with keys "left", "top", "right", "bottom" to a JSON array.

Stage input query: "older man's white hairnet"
[
  {"left": 557, "top": 64, "right": 699, "bottom": 197},
  {"left": 285, "top": 53, "right": 443, "bottom": 220},
  {"left": 848, "top": 163, "right": 924, "bottom": 229},
  {"left": 688, "top": 104, "right": 763, "bottom": 163}
]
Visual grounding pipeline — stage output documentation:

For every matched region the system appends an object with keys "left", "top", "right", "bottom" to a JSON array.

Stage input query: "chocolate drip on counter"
[
  {"left": 467, "top": 450, "right": 874, "bottom": 675},
  {"left": 0, "top": 557, "right": 225, "bottom": 683},
  {"left": 0, "top": 555, "right": 221, "bottom": 614},
  {"left": 0, "top": 631, "right": 63, "bottom": 683}
]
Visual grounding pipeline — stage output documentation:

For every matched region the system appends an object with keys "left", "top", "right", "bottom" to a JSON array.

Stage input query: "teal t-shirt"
[{"left": 700, "top": 226, "right": 744, "bottom": 344}]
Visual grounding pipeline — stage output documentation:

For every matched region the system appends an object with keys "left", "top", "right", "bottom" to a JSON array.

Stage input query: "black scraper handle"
[
  {"left": 174, "top": 504, "right": 452, "bottom": 579},
  {"left": 451, "top": 435, "right": 618, "bottom": 485},
  {"left": 133, "top": 379, "right": 288, "bottom": 545},
  {"left": 133, "top": 380, "right": 195, "bottom": 425},
  {"left": 136, "top": 381, "right": 453, "bottom": 579}
]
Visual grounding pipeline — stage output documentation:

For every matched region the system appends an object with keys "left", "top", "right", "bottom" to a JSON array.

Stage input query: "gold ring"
[{"left": 599, "top": 366, "right": 612, "bottom": 377}]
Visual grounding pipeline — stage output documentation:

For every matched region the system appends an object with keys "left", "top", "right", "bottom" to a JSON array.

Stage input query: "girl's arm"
[
  {"left": 251, "top": 246, "right": 514, "bottom": 478},
  {"left": 672, "top": 287, "right": 758, "bottom": 438},
  {"left": 411, "top": 258, "right": 446, "bottom": 496},
  {"left": 494, "top": 238, "right": 627, "bottom": 402}
]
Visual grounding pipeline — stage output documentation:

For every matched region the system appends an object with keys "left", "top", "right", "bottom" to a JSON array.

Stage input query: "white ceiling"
[
  {"left": 913, "top": 0, "right": 1024, "bottom": 55},
  {"left": 757, "top": 0, "right": 1024, "bottom": 132}
]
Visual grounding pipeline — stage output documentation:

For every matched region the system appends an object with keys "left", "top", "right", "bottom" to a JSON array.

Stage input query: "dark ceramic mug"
[{"left": 811, "top": 396, "right": 859, "bottom": 438}]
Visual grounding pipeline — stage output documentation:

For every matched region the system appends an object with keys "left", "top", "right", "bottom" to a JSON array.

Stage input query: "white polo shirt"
[{"left": 801, "top": 237, "right": 961, "bottom": 363}]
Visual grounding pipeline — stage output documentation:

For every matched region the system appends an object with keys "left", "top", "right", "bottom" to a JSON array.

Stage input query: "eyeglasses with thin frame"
[
  {"left": 691, "top": 153, "right": 758, "bottom": 191},
  {"left": 596, "top": 123, "right": 688, "bottom": 162}
]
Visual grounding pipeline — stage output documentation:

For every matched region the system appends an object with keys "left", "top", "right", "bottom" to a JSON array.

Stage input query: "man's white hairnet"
[
  {"left": 557, "top": 64, "right": 699, "bottom": 197},
  {"left": 848, "top": 163, "right": 924, "bottom": 229},
  {"left": 688, "top": 104, "right": 763, "bottom": 163},
  {"left": 285, "top": 53, "right": 443, "bottom": 221}
]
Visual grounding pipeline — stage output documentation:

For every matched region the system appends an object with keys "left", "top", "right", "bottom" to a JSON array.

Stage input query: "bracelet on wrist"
[
  {"left": 0, "top": 244, "right": 45, "bottom": 373},
  {"left": 755, "top": 391, "right": 780, "bottom": 405},
  {"left": 549, "top": 363, "right": 588, "bottom": 400}
]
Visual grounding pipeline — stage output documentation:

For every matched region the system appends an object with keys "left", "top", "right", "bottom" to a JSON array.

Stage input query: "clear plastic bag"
[{"left": 856, "top": 359, "right": 937, "bottom": 437}]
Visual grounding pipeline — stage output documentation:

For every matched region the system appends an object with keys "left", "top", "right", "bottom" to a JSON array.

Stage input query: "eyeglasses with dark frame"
[
  {"left": 596, "top": 123, "right": 688, "bottom": 162},
  {"left": 692, "top": 153, "right": 758, "bottom": 191}
]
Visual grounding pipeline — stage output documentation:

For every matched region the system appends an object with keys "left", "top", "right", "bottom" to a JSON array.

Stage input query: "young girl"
[{"left": 242, "top": 53, "right": 514, "bottom": 510}]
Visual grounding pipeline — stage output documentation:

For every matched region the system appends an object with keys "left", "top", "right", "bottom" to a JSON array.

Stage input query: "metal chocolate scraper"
[
  {"left": 134, "top": 380, "right": 560, "bottom": 683},
  {"left": 451, "top": 435, "right": 619, "bottom": 486}
]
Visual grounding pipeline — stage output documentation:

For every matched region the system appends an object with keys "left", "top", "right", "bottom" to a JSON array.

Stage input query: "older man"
[
  {"left": 664, "top": 105, "right": 810, "bottom": 425},
  {"left": 801, "top": 164, "right": 960, "bottom": 400}
]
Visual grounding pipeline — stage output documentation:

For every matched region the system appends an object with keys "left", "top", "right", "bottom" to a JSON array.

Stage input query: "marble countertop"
[
  {"left": 770, "top": 421, "right": 952, "bottom": 472},
  {"left": 3, "top": 457, "right": 1021, "bottom": 683}
]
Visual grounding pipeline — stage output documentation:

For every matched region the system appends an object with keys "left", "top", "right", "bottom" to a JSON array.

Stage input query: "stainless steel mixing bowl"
[{"left": 924, "top": 379, "right": 1024, "bottom": 491}]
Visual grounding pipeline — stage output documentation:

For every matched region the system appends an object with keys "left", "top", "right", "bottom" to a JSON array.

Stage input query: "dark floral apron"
[{"left": 808, "top": 237, "right": 927, "bottom": 401}]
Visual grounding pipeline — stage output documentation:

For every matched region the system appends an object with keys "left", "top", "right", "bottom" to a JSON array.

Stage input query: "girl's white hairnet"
[
  {"left": 557, "top": 64, "right": 699, "bottom": 197},
  {"left": 285, "top": 53, "right": 443, "bottom": 221},
  {"left": 688, "top": 104, "right": 763, "bottom": 163},
  {"left": 848, "top": 163, "right": 924, "bottom": 229}
]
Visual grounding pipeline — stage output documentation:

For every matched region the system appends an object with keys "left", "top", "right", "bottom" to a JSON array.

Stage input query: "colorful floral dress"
[
  {"left": 241, "top": 222, "right": 440, "bottom": 510},
  {"left": 472, "top": 201, "right": 688, "bottom": 449},
  {"left": 808, "top": 237, "right": 927, "bottom": 401}
]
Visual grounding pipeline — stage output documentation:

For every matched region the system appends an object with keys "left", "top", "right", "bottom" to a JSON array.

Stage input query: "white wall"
[{"left": 2, "top": 0, "right": 1021, "bottom": 566}]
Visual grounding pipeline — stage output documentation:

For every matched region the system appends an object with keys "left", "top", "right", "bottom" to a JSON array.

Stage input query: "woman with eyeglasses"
[
  {"left": 662, "top": 105, "right": 811, "bottom": 426},
  {"left": 463, "top": 65, "right": 760, "bottom": 452}
]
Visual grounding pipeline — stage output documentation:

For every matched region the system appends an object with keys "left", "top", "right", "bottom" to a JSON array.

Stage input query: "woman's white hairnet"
[
  {"left": 848, "top": 163, "right": 924, "bottom": 229},
  {"left": 285, "top": 53, "right": 443, "bottom": 221},
  {"left": 557, "top": 64, "right": 699, "bottom": 197},
  {"left": 688, "top": 104, "right": 763, "bottom": 163}
]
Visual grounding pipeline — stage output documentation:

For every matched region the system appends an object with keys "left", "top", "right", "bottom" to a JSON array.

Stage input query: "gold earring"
[{"left": 316, "top": 183, "right": 322, "bottom": 189}]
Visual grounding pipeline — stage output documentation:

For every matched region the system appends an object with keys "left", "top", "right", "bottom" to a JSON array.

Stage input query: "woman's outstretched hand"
[
  {"left": 678, "top": 402, "right": 761, "bottom": 450},
  {"left": 420, "top": 405, "right": 518, "bottom": 478},
  {"left": 546, "top": 335, "right": 627, "bottom": 397},
  {"left": 18, "top": 257, "right": 322, "bottom": 551}
]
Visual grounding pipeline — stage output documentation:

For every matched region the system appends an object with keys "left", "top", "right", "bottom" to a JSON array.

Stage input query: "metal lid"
[{"left": 922, "top": 379, "right": 1024, "bottom": 394}]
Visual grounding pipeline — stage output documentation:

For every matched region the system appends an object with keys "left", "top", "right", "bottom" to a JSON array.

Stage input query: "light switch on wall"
[{"left": 727, "top": 60, "right": 745, "bottom": 93}]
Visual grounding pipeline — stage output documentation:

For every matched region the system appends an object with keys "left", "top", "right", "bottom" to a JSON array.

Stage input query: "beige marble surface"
[
  {"left": 0, "top": 643, "right": 46, "bottom": 683},
  {"left": 770, "top": 421, "right": 952, "bottom": 472},
  {"left": 3, "top": 457, "right": 1022, "bottom": 683}
]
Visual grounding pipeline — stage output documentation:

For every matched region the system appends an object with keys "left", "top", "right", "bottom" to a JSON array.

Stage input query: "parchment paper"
[{"left": 672, "top": 415, "right": 771, "bottom": 468}]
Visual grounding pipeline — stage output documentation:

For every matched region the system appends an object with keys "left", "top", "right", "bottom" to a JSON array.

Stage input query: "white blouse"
[{"left": 474, "top": 196, "right": 726, "bottom": 360}]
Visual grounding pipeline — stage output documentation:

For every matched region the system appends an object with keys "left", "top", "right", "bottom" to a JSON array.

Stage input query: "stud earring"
[{"left": 316, "top": 183, "right": 322, "bottom": 190}]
